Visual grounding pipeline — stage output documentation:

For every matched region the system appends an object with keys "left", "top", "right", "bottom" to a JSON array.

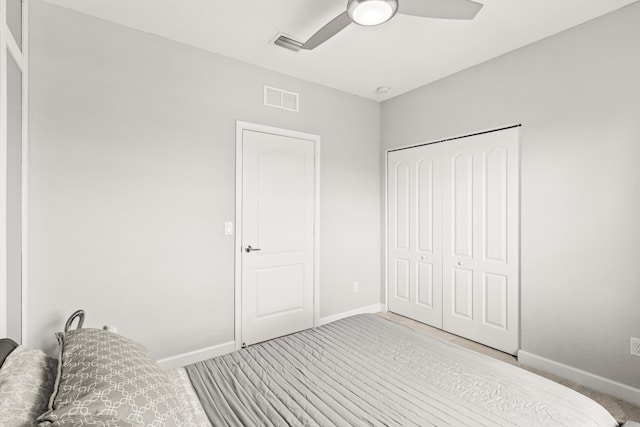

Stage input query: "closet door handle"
[{"left": 245, "top": 245, "right": 262, "bottom": 253}]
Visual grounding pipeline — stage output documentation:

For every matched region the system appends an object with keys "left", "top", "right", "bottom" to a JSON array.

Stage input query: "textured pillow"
[
  {"left": 38, "top": 328, "right": 184, "bottom": 427},
  {"left": 0, "top": 346, "right": 58, "bottom": 427},
  {"left": 164, "top": 367, "right": 212, "bottom": 427},
  {"left": 40, "top": 415, "right": 142, "bottom": 426}
]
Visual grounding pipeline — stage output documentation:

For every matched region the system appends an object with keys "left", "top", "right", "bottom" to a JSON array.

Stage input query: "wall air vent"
[{"left": 264, "top": 85, "right": 299, "bottom": 112}]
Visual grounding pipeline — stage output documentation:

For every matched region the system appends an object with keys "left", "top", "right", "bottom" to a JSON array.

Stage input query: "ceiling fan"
[{"left": 275, "top": 0, "right": 483, "bottom": 51}]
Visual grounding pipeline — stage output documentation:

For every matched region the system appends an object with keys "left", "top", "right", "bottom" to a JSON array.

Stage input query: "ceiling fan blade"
[
  {"left": 399, "top": 0, "right": 483, "bottom": 20},
  {"left": 301, "top": 11, "right": 352, "bottom": 50}
]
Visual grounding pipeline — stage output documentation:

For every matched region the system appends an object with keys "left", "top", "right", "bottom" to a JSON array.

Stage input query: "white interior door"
[
  {"left": 442, "top": 127, "right": 520, "bottom": 354},
  {"left": 240, "top": 127, "right": 316, "bottom": 347},
  {"left": 387, "top": 143, "right": 443, "bottom": 328}
]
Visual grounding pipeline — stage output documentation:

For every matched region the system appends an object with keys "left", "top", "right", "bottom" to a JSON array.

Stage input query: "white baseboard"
[
  {"left": 157, "top": 341, "right": 235, "bottom": 371},
  {"left": 318, "top": 303, "right": 387, "bottom": 326},
  {"left": 518, "top": 350, "right": 640, "bottom": 405}
]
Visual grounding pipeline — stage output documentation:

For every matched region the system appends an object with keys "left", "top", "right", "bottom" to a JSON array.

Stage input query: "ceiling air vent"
[{"left": 264, "top": 85, "right": 299, "bottom": 112}]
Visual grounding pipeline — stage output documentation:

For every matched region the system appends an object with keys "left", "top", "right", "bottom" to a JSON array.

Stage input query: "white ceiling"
[{"left": 43, "top": 0, "right": 637, "bottom": 101}]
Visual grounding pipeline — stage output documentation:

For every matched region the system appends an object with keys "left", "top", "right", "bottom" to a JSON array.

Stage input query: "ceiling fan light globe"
[{"left": 347, "top": 0, "right": 398, "bottom": 26}]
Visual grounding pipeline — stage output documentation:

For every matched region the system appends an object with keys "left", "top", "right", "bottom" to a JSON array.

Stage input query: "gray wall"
[
  {"left": 28, "top": 0, "right": 381, "bottom": 359},
  {"left": 382, "top": 3, "right": 640, "bottom": 388}
]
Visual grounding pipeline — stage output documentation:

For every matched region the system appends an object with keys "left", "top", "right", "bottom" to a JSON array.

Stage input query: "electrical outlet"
[
  {"left": 631, "top": 337, "right": 640, "bottom": 357},
  {"left": 352, "top": 281, "right": 359, "bottom": 293}
]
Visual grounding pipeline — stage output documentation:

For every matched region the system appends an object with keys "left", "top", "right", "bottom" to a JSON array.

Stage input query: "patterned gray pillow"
[
  {"left": 0, "top": 346, "right": 57, "bottom": 426},
  {"left": 38, "top": 328, "right": 184, "bottom": 427},
  {"left": 41, "top": 415, "right": 142, "bottom": 426}
]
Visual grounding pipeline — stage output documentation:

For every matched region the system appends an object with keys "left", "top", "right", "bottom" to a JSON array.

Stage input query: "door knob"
[
  {"left": 245, "top": 245, "right": 262, "bottom": 253},
  {"left": 458, "top": 261, "right": 464, "bottom": 266}
]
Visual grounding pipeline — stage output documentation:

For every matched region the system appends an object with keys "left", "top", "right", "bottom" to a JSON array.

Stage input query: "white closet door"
[
  {"left": 442, "top": 127, "right": 520, "bottom": 355},
  {"left": 387, "top": 143, "right": 443, "bottom": 328}
]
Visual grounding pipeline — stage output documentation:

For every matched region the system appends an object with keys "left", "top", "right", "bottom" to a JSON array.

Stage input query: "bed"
[{"left": 0, "top": 313, "right": 638, "bottom": 427}]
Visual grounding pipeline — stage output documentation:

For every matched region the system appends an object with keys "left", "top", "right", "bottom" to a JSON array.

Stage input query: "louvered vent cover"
[{"left": 264, "top": 86, "right": 299, "bottom": 112}]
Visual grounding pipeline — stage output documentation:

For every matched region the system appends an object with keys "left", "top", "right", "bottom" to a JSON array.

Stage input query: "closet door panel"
[
  {"left": 417, "top": 157, "right": 434, "bottom": 253},
  {"left": 388, "top": 158, "right": 412, "bottom": 310},
  {"left": 484, "top": 147, "right": 508, "bottom": 263},
  {"left": 443, "top": 127, "right": 520, "bottom": 355},
  {"left": 452, "top": 152, "right": 473, "bottom": 258},
  {"left": 483, "top": 272, "right": 508, "bottom": 330},
  {"left": 453, "top": 268, "right": 473, "bottom": 319},
  {"left": 395, "top": 162, "right": 411, "bottom": 250},
  {"left": 388, "top": 144, "right": 442, "bottom": 328},
  {"left": 395, "top": 258, "right": 410, "bottom": 301},
  {"left": 416, "top": 262, "right": 434, "bottom": 308}
]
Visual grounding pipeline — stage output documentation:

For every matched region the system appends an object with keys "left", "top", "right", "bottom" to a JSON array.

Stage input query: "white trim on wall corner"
[
  {"left": 518, "top": 350, "right": 640, "bottom": 405},
  {"left": 21, "top": 0, "right": 30, "bottom": 347},
  {"left": 318, "top": 303, "right": 387, "bottom": 326},
  {"left": 0, "top": 0, "right": 29, "bottom": 341},
  {"left": 157, "top": 341, "right": 235, "bottom": 371},
  {"left": 0, "top": 0, "right": 9, "bottom": 339}
]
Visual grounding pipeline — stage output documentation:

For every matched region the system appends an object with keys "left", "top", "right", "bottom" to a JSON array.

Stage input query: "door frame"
[
  {"left": 234, "top": 121, "right": 321, "bottom": 351},
  {"left": 0, "top": 0, "right": 29, "bottom": 343}
]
